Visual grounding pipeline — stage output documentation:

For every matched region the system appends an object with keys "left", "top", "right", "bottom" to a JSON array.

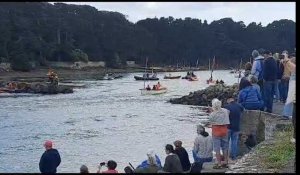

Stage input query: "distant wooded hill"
[{"left": 0, "top": 2, "right": 295, "bottom": 71}]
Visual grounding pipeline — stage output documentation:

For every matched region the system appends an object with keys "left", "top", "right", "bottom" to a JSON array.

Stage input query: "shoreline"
[{"left": 0, "top": 67, "right": 226, "bottom": 83}]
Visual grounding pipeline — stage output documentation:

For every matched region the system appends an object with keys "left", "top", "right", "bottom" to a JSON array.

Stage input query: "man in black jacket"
[
  {"left": 39, "top": 140, "right": 61, "bottom": 173},
  {"left": 262, "top": 50, "right": 277, "bottom": 113}
]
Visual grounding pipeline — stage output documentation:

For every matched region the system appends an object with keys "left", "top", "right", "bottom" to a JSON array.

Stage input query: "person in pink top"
[{"left": 97, "top": 160, "right": 118, "bottom": 173}]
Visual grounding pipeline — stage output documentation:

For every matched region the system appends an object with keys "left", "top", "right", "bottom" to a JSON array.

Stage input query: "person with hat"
[
  {"left": 262, "top": 50, "right": 277, "bottom": 113},
  {"left": 39, "top": 140, "right": 61, "bottom": 173},
  {"left": 173, "top": 140, "right": 191, "bottom": 172},
  {"left": 192, "top": 124, "right": 213, "bottom": 165}
]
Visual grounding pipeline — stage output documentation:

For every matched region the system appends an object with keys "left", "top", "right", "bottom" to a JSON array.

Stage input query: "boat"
[
  {"left": 134, "top": 75, "right": 159, "bottom": 81},
  {"left": 164, "top": 74, "right": 181, "bottom": 79},
  {"left": 188, "top": 77, "right": 198, "bottom": 81},
  {"left": 182, "top": 71, "right": 197, "bottom": 80},
  {"left": 140, "top": 87, "right": 167, "bottom": 95},
  {"left": 102, "top": 74, "right": 114, "bottom": 80},
  {"left": 206, "top": 56, "right": 216, "bottom": 84}
]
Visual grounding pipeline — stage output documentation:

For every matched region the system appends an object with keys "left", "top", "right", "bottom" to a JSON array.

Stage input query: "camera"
[{"left": 100, "top": 162, "right": 106, "bottom": 166}]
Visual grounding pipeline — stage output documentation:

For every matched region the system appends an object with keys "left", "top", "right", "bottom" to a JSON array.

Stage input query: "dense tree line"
[{"left": 0, "top": 2, "right": 296, "bottom": 71}]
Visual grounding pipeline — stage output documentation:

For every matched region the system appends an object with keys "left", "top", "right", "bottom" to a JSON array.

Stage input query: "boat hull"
[
  {"left": 188, "top": 77, "right": 198, "bottom": 81},
  {"left": 140, "top": 88, "right": 167, "bottom": 95},
  {"left": 164, "top": 76, "right": 181, "bottom": 79},
  {"left": 134, "top": 76, "right": 159, "bottom": 81}
]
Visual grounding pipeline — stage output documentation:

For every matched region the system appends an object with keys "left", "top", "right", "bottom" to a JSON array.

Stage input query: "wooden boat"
[
  {"left": 140, "top": 87, "right": 167, "bottom": 95},
  {"left": 134, "top": 75, "right": 159, "bottom": 81},
  {"left": 206, "top": 80, "right": 216, "bottom": 85},
  {"left": 164, "top": 75, "right": 181, "bottom": 79},
  {"left": 188, "top": 77, "right": 198, "bottom": 81}
]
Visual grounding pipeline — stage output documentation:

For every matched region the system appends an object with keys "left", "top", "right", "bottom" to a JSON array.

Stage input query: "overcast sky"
[{"left": 57, "top": 2, "right": 295, "bottom": 26}]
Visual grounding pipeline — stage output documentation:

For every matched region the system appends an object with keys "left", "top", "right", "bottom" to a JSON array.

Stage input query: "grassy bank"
[{"left": 257, "top": 125, "right": 295, "bottom": 171}]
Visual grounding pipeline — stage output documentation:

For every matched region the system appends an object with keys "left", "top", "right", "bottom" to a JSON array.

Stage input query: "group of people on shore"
[
  {"left": 237, "top": 49, "right": 296, "bottom": 142},
  {"left": 238, "top": 49, "right": 295, "bottom": 114}
]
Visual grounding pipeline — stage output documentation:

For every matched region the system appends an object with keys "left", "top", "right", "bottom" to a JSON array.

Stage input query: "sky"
[{"left": 54, "top": 2, "right": 295, "bottom": 26}]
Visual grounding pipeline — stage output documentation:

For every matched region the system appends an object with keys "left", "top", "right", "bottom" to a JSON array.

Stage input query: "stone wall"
[{"left": 226, "top": 111, "right": 291, "bottom": 173}]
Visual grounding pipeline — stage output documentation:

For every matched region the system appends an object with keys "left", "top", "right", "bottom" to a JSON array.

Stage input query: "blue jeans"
[
  {"left": 282, "top": 102, "right": 294, "bottom": 117},
  {"left": 274, "top": 80, "right": 280, "bottom": 101},
  {"left": 279, "top": 79, "right": 289, "bottom": 102},
  {"left": 228, "top": 129, "right": 239, "bottom": 160},
  {"left": 263, "top": 81, "right": 276, "bottom": 113},
  {"left": 192, "top": 150, "right": 213, "bottom": 164}
]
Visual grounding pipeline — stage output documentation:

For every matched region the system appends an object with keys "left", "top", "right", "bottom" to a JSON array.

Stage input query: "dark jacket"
[
  {"left": 174, "top": 147, "right": 191, "bottom": 171},
  {"left": 39, "top": 149, "right": 61, "bottom": 173},
  {"left": 277, "top": 60, "right": 284, "bottom": 79},
  {"left": 224, "top": 101, "right": 244, "bottom": 132},
  {"left": 163, "top": 154, "right": 183, "bottom": 173},
  {"left": 263, "top": 57, "right": 277, "bottom": 81}
]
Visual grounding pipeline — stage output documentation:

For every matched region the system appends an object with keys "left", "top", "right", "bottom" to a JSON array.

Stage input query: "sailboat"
[
  {"left": 234, "top": 58, "right": 243, "bottom": 78},
  {"left": 206, "top": 56, "right": 216, "bottom": 84},
  {"left": 134, "top": 58, "right": 159, "bottom": 81},
  {"left": 139, "top": 58, "right": 167, "bottom": 95}
]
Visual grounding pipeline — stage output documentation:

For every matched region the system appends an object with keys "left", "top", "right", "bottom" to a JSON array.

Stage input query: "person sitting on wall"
[
  {"left": 153, "top": 85, "right": 157, "bottom": 90},
  {"left": 146, "top": 85, "right": 151, "bottom": 90}
]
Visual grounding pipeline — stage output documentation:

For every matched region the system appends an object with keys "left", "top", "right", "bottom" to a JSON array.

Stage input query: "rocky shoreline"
[{"left": 169, "top": 84, "right": 239, "bottom": 106}]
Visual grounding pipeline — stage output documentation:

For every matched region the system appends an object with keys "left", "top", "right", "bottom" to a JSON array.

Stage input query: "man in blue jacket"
[
  {"left": 262, "top": 50, "right": 277, "bottom": 113},
  {"left": 39, "top": 140, "right": 61, "bottom": 173}
]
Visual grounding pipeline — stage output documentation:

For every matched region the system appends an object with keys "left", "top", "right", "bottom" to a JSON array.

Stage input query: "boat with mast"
[
  {"left": 206, "top": 56, "right": 216, "bottom": 84},
  {"left": 134, "top": 57, "right": 159, "bottom": 81}
]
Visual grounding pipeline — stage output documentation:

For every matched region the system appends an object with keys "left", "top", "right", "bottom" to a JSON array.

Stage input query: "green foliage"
[
  {"left": 71, "top": 49, "right": 89, "bottom": 62},
  {"left": 10, "top": 53, "right": 32, "bottom": 71},
  {"left": 0, "top": 2, "right": 296, "bottom": 69},
  {"left": 257, "top": 126, "right": 295, "bottom": 170}
]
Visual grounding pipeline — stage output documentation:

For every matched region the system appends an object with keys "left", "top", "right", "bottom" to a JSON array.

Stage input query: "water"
[{"left": 0, "top": 70, "right": 237, "bottom": 173}]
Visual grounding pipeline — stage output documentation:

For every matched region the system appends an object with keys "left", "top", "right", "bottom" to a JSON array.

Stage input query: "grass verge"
[{"left": 257, "top": 125, "right": 295, "bottom": 171}]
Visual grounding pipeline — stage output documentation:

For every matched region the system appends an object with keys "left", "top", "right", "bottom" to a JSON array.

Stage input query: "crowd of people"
[{"left": 238, "top": 49, "right": 296, "bottom": 117}]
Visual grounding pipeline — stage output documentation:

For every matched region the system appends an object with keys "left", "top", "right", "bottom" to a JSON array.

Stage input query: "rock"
[{"left": 169, "top": 84, "right": 239, "bottom": 106}]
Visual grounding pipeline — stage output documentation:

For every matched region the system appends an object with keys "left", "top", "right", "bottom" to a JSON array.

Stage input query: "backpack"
[{"left": 190, "top": 162, "right": 203, "bottom": 173}]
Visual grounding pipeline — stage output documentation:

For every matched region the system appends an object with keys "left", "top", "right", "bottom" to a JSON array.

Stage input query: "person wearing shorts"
[{"left": 207, "top": 98, "right": 230, "bottom": 169}]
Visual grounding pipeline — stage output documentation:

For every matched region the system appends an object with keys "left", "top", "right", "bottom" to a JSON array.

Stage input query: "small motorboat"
[
  {"left": 134, "top": 73, "right": 159, "bottom": 81},
  {"left": 140, "top": 87, "right": 167, "bottom": 95},
  {"left": 164, "top": 75, "right": 181, "bottom": 79},
  {"left": 102, "top": 74, "right": 114, "bottom": 80},
  {"left": 188, "top": 77, "right": 198, "bottom": 81}
]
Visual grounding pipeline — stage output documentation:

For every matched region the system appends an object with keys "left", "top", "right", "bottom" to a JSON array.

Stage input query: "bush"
[
  {"left": 10, "top": 54, "right": 32, "bottom": 71},
  {"left": 71, "top": 49, "right": 89, "bottom": 62}
]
